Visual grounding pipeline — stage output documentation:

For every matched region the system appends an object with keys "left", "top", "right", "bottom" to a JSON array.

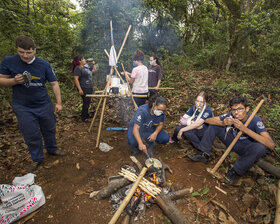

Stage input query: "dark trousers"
[
  {"left": 148, "top": 89, "right": 157, "bottom": 98},
  {"left": 172, "top": 125, "right": 206, "bottom": 149},
  {"left": 13, "top": 102, "right": 57, "bottom": 162},
  {"left": 198, "top": 125, "right": 266, "bottom": 175},
  {"left": 132, "top": 92, "right": 148, "bottom": 107},
  {"left": 81, "top": 87, "right": 93, "bottom": 120},
  {"left": 127, "top": 126, "right": 169, "bottom": 155}
]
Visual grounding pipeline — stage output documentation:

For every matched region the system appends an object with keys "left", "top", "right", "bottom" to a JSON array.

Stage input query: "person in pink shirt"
[{"left": 124, "top": 50, "right": 148, "bottom": 106}]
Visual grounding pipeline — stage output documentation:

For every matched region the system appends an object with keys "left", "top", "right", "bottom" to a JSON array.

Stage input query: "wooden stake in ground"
[
  {"left": 108, "top": 167, "right": 148, "bottom": 224},
  {"left": 275, "top": 180, "right": 280, "bottom": 224},
  {"left": 207, "top": 99, "right": 264, "bottom": 178},
  {"left": 121, "top": 63, "right": 138, "bottom": 110}
]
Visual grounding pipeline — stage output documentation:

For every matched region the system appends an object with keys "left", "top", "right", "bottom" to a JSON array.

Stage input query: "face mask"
[
  {"left": 149, "top": 61, "right": 154, "bottom": 65},
  {"left": 133, "top": 61, "right": 137, "bottom": 67},
  {"left": 154, "top": 109, "right": 163, "bottom": 116}
]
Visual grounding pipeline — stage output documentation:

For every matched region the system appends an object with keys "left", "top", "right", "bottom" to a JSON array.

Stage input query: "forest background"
[{"left": 0, "top": 0, "right": 279, "bottom": 147}]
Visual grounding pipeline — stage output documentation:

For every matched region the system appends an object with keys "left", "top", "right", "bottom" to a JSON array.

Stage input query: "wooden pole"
[
  {"left": 148, "top": 87, "right": 175, "bottom": 90},
  {"left": 95, "top": 68, "right": 113, "bottom": 147},
  {"left": 274, "top": 180, "right": 280, "bottom": 224},
  {"left": 108, "top": 167, "right": 148, "bottom": 224},
  {"left": 117, "top": 25, "right": 132, "bottom": 61},
  {"left": 210, "top": 99, "right": 265, "bottom": 175},
  {"left": 88, "top": 96, "right": 103, "bottom": 132},
  {"left": 121, "top": 63, "right": 138, "bottom": 110},
  {"left": 86, "top": 94, "right": 147, "bottom": 98},
  {"left": 110, "top": 20, "right": 114, "bottom": 46}
]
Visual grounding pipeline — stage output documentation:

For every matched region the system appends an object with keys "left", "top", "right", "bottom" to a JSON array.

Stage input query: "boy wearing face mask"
[
  {"left": 148, "top": 55, "right": 162, "bottom": 98},
  {"left": 188, "top": 96, "right": 275, "bottom": 185},
  {"left": 169, "top": 92, "right": 214, "bottom": 149},
  {"left": 127, "top": 95, "right": 169, "bottom": 156}
]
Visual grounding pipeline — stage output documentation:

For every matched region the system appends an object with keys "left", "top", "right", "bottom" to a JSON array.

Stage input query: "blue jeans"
[
  {"left": 127, "top": 126, "right": 169, "bottom": 155},
  {"left": 198, "top": 125, "right": 266, "bottom": 175},
  {"left": 13, "top": 102, "right": 57, "bottom": 162},
  {"left": 172, "top": 125, "right": 206, "bottom": 149}
]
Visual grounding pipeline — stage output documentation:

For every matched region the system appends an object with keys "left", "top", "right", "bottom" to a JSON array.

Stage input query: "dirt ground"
[{"left": 1, "top": 105, "right": 277, "bottom": 224}]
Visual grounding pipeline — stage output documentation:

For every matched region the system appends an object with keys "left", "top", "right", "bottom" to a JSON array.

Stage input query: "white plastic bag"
[
  {"left": 0, "top": 183, "right": 45, "bottom": 223},
  {"left": 12, "top": 173, "right": 36, "bottom": 185},
  {"left": 99, "top": 142, "right": 113, "bottom": 152}
]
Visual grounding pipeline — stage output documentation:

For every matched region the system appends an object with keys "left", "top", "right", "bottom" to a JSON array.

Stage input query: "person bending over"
[{"left": 127, "top": 95, "right": 169, "bottom": 156}]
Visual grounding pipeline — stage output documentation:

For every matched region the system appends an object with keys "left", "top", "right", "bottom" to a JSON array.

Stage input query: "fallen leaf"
[
  {"left": 255, "top": 200, "right": 269, "bottom": 216},
  {"left": 48, "top": 215, "right": 53, "bottom": 219},
  {"left": 46, "top": 194, "right": 52, "bottom": 200},
  {"left": 242, "top": 193, "right": 254, "bottom": 207},
  {"left": 74, "top": 189, "right": 86, "bottom": 196},
  {"left": 52, "top": 160, "right": 59, "bottom": 165},
  {"left": 76, "top": 163, "right": 80, "bottom": 170},
  {"left": 89, "top": 160, "right": 95, "bottom": 166},
  {"left": 196, "top": 199, "right": 209, "bottom": 216}
]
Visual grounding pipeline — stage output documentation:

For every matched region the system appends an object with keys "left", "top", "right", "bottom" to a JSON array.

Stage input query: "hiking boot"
[
  {"left": 28, "top": 161, "right": 42, "bottom": 172},
  {"left": 223, "top": 168, "right": 238, "bottom": 185},
  {"left": 48, "top": 151, "right": 65, "bottom": 156},
  {"left": 188, "top": 152, "right": 209, "bottom": 163}
]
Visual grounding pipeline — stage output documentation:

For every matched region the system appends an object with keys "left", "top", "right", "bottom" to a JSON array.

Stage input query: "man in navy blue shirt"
[
  {"left": 0, "top": 35, "right": 64, "bottom": 171},
  {"left": 127, "top": 95, "right": 169, "bottom": 156},
  {"left": 188, "top": 96, "right": 275, "bottom": 185}
]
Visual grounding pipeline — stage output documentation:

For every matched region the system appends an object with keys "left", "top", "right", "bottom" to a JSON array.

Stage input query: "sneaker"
[
  {"left": 82, "top": 118, "right": 89, "bottom": 123},
  {"left": 223, "top": 168, "right": 238, "bottom": 185},
  {"left": 48, "top": 151, "right": 65, "bottom": 156},
  {"left": 187, "top": 152, "right": 209, "bottom": 163},
  {"left": 168, "top": 137, "right": 175, "bottom": 144},
  {"left": 28, "top": 161, "right": 42, "bottom": 172}
]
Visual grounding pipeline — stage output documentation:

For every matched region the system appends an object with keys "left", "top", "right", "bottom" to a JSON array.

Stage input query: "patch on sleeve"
[
  {"left": 257, "top": 121, "right": 265, "bottom": 129},
  {"left": 136, "top": 115, "right": 142, "bottom": 122},
  {"left": 220, "top": 113, "right": 227, "bottom": 118},
  {"left": 203, "top": 112, "right": 209, "bottom": 118}
]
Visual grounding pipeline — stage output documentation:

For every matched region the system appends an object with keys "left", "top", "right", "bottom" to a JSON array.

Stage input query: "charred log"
[
  {"left": 94, "top": 176, "right": 130, "bottom": 200},
  {"left": 155, "top": 192, "right": 191, "bottom": 224}
]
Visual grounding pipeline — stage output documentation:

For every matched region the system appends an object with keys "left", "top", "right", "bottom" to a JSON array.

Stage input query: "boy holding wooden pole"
[{"left": 188, "top": 96, "right": 275, "bottom": 185}]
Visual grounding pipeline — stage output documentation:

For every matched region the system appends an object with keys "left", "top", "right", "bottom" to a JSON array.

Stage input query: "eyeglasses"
[
  {"left": 231, "top": 107, "right": 245, "bottom": 113},
  {"left": 195, "top": 100, "right": 204, "bottom": 104}
]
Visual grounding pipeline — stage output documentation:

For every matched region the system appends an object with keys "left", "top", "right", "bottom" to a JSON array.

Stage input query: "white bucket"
[{"left": 111, "top": 77, "right": 120, "bottom": 87}]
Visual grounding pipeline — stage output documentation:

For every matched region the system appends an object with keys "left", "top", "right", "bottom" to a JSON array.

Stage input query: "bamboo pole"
[
  {"left": 88, "top": 96, "right": 103, "bottom": 132},
  {"left": 95, "top": 68, "right": 113, "bottom": 147},
  {"left": 86, "top": 94, "right": 147, "bottom": 98},
  {"left": 148, "top": 87, "right": 175, "bottom": 90},
  {"left": 108, "top": 167, "right": 148, "bottom": 224},
  {"left": 117, "top": 25, "right": 132, "bottom": 61},
  {"left": 275, "top": 180, "right": 280, "bottom": 224},
  {"left": 121, "top": 63, "right": 138, "bottom": 110},
  {"left": 110, "top": 20, "right": 114, "bottom": 46},
  {"left": 209, "top": 99, "right": 265, "bottom": 175}
]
